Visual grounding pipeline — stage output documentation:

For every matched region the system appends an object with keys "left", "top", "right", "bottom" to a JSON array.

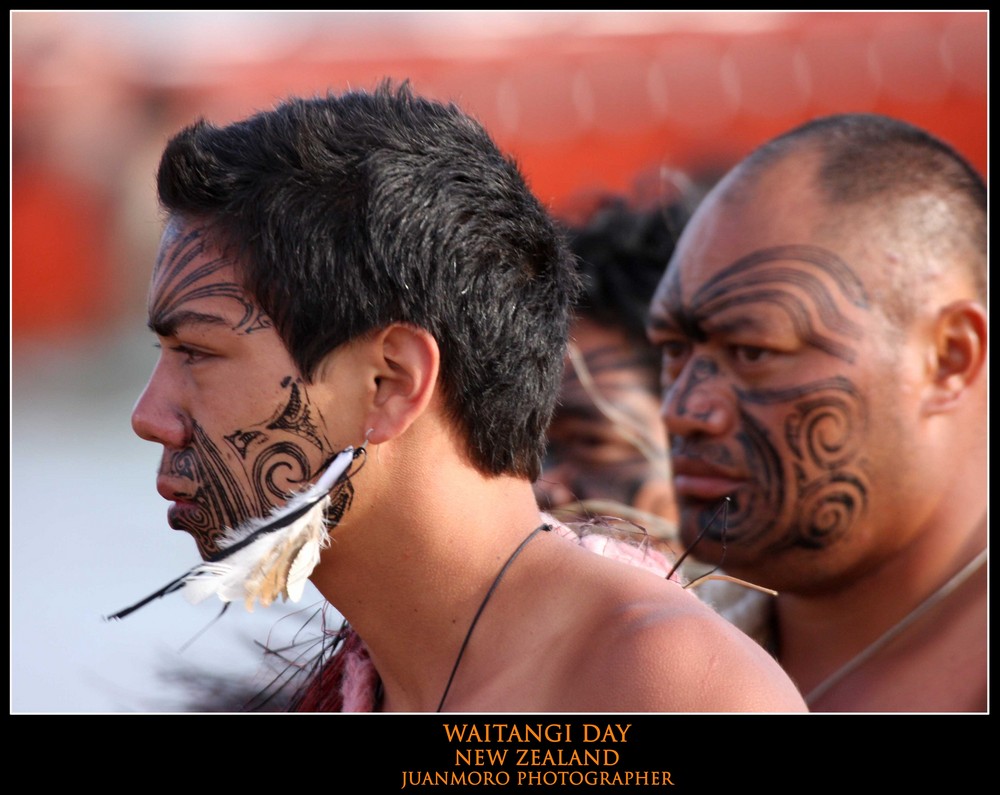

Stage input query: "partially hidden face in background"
[{"left": 536, "top": 316, "right": 678, "bottom": 534}]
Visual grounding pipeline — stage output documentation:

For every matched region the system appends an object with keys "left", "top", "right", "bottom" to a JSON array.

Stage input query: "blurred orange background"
[{"left": 11, "top": 11, "right": 988, "bottom": 341}]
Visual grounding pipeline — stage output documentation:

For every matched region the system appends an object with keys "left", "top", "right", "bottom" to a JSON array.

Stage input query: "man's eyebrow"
[
  {"left": 646, "top": 315, "right": 679, "bottom": 335},
  {"left": 702, "top": 314, "right": 774, "bottom": 336},
  {"left": 149, "top": 309, "right": 230, "bottom": 337}
]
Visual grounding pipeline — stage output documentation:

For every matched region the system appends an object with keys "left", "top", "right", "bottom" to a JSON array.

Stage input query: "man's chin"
[
  {"left": 676, "top": 499, "right": 767, "bottom": 566},
  {"left": 679, "top": 496, "right": 738, "bottom": 538},
  {"left": 167, "top": 505, "right": 224, "bottom": 559}
]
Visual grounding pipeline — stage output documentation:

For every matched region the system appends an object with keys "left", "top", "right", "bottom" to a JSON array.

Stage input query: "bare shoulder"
[{"left": 556, "top": 548, "right": 807, "bottom": 713}]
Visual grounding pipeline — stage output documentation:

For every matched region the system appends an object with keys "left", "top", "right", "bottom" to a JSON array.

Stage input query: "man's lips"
[
  {"left": 156, "top": 478, "right": 202, "bottom": 527},
  {"left": 155, "top": 477, "right": 196, "bottom": 504},
  {"left": 671, "top": 458, "right": 747, "bottom": 501}
]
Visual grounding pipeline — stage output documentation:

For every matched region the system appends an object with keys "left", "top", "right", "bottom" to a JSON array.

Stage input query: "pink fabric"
[
  {"left": 291, "top": 623, "right": 369, "bottom": 712},
  {"left": 574, "top": 532, "right": 674, "bottom": 577}
]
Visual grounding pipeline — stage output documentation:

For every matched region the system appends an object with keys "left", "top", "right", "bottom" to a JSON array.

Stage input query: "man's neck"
[
  {"left": 309, "top": 444, "right": 547, "bottom": 711},
  {"left": 775, "top": 510, "right": 987, "bottom": 711}
]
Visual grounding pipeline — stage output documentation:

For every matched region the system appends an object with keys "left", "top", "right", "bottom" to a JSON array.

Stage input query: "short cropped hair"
[
  {"left": 737, "top": 113, "right": 987, "bottom": 318},
  {"left": 156, "top": 80, "right": 579, "bottom": 480}
]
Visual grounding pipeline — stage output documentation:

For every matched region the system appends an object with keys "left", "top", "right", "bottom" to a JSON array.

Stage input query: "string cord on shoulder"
[
  {"left": 666, "top": 497, "right": 729, "bottom": 583},
  {"left": 804, "top": 546, "right": 988, "bottom": 706},
  {"left": 437, "top": 522, "right": 552, "bottom": 713}
]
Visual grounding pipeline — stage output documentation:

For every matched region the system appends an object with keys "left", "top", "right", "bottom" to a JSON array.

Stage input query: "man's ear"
[
  {"left": 363, "top": 324, "right": 441, "bottom": 444},
  {"left": 923, "top": 299, "right": 987, "bottom": 415}
]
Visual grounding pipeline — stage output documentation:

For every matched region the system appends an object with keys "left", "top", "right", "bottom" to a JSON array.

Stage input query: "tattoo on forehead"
[
  {"left": 666, "top": 245, "right": 870, "bottom": 362},
  {"left": 151, "top": 226, "right": 272, "bottom": 335}
]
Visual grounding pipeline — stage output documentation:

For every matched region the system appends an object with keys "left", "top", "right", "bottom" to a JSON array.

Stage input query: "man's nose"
[
  {"left": 130, "top": 363, "right": 191, "bottom": 449},
  {"left": 660, "top": 356, "right": 735, "bottom": 438}
]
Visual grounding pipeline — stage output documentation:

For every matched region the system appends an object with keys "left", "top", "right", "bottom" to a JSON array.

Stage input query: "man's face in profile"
[{"left": 131, "top": 218, "right": 338, "bottom": 558}]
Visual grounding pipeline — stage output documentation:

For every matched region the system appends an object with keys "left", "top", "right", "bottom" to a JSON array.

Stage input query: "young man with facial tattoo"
[{"left": 124, "top": 80, "right": 806, "bottom": 713}]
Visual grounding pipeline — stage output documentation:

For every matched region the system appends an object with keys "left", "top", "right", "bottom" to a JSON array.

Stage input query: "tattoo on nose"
[{"left": 677, "top": 357, "right": 720, "bottom": 419}]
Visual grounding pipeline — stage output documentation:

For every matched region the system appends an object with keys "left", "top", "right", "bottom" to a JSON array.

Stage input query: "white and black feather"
[{"left": 106, "top": 446, "right": 358, "bottom": 620}]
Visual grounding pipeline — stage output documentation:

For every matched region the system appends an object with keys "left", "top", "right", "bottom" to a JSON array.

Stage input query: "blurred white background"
[{"left": 12, "top": 327, "right": 329, "bottom": 712}]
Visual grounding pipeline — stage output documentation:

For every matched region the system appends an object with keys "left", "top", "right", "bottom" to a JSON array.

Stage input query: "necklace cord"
[
  {"left": 436, "top": 522, "right": 552, "bottom": 712},
  {"left": 804, "top": 547, "right": 988, "bottom": 706}
]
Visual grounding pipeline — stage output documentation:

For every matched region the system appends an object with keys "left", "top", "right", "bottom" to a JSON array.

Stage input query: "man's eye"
[
  {"left": 661, "top": 340, "right": 689, "bottom": 359},
  {"left": 659, "top": 340, "right": 690, "bottom": 377},
  {"left": 169, "top": 344, "right": 209, "bottom": 364},
  {"left": 573, "top": 432, "right": 607, "bottom": 451},
  {"left": 731, "top": 345, "right": 770, "bottom": 364}
]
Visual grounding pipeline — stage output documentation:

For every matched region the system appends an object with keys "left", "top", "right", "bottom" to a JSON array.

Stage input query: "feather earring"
[{"left": 106, "top": 443, "right": 366, "bottom": 621}]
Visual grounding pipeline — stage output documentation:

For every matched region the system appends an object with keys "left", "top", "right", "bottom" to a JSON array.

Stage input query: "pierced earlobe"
[{"left": 363, "top": 324, "right": 441, "bottom": 444}]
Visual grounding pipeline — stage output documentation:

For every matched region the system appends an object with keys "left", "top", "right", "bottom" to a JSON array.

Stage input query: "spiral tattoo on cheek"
[
  {"left": 736, "top": 376, "right": 869, "bottom": 552},
  {"left": 164, "top": 378, "right": 335, "bottom": 558}
]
